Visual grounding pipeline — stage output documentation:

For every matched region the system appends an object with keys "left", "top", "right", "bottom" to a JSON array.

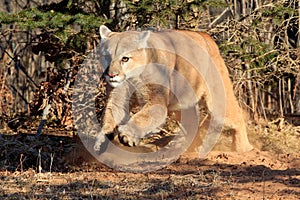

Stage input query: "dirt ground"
[{"left": 0, "top": 120, "right": 299, "bottom": 199}]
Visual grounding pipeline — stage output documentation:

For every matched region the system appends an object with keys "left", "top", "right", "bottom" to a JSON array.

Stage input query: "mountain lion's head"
[{"left": 99, "top": 25, "right": 151, "bottom": 88}]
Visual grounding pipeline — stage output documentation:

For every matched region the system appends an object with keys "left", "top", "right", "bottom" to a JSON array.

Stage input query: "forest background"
[{"left": 0, "top": 0, "right": 299, "bottom": 132}]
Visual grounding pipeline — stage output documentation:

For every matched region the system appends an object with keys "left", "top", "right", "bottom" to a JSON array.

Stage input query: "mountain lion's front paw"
[
  {"left": 118, "top": 125, "right": 141, "bottom": 147},
  {"left": 94, "top": 133, "right": 106, "bottom": 152},
  {"left": 94, "top": 123, "right": 116, "bottom": 152}
]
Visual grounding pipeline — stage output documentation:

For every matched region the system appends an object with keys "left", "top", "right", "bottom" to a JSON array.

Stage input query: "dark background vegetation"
[{"left": 0, "top": 0, "right": 299, "bottom": 132}]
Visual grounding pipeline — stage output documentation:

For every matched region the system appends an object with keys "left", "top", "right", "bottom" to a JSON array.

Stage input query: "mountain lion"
[{"left": 94, "top": 25, "right": 253, "bottom": 153}]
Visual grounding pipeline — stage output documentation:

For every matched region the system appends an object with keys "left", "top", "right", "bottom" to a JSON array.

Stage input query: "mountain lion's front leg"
[
  {"left": 118, "top": 91, "right": 168, "bottom": 147},
  {"left": 118, "top": 103, "right": 168, "bottom": 147},
  {"left": 94, "top": 86, "right": 130, "bottom": 152}
]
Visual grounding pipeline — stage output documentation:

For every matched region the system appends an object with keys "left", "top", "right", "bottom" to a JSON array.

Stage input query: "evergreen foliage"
[
  {"left": 0, "top": 1, "right": 110, "bottom": 65},
  {"left": 124, "top": 0, "right": 227, "bottom": 28}
]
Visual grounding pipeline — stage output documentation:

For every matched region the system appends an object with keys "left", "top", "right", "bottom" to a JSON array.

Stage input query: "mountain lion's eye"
[{"left": 121, "top": 57, "right": 129, "bottom": 62}]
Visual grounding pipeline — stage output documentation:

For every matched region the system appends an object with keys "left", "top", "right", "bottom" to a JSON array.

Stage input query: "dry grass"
[{"left": 248, "top": 118, "right": 300, "bottom": 154}]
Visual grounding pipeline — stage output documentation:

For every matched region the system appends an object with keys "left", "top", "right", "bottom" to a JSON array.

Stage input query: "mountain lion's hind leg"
[
  {"left": 223, "top": 89, "right": 253, "bottom": 152},
  {"left": 224, "top": 107, "right": 253, "bottom": 152},
  {"left": 200, "top": 90, "right": 253, "bottom": 153}
]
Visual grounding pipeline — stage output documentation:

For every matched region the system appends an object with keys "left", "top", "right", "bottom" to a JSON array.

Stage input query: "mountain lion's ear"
[
  {"left": 138, "top": 31, "right": 150, "bottom": 49},
  {"left": 139, "top": 30, "right": 150, "bottom": 41},
  {"left": 99, "top": 25, "right": 112, "bottom": 39}
]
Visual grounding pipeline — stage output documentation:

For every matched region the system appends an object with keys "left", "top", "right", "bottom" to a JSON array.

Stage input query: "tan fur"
[{"left": 94, "top": 26, "right": 253, "bottom": 153}]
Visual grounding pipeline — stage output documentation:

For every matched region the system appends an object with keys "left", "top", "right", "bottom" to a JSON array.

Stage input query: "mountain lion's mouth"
[{"left": 106, "top": 75, "right": 125, "bottom": 87}]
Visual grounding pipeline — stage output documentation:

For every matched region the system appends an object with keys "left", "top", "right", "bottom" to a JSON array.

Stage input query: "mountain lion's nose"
[{"left": 107, "top": 72, "right": 118, "bottom": 78}]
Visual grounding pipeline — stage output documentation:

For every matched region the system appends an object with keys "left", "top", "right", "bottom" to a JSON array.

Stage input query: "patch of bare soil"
[{"left": 0, "top": 120, "right": 299, "bottom": 199}]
